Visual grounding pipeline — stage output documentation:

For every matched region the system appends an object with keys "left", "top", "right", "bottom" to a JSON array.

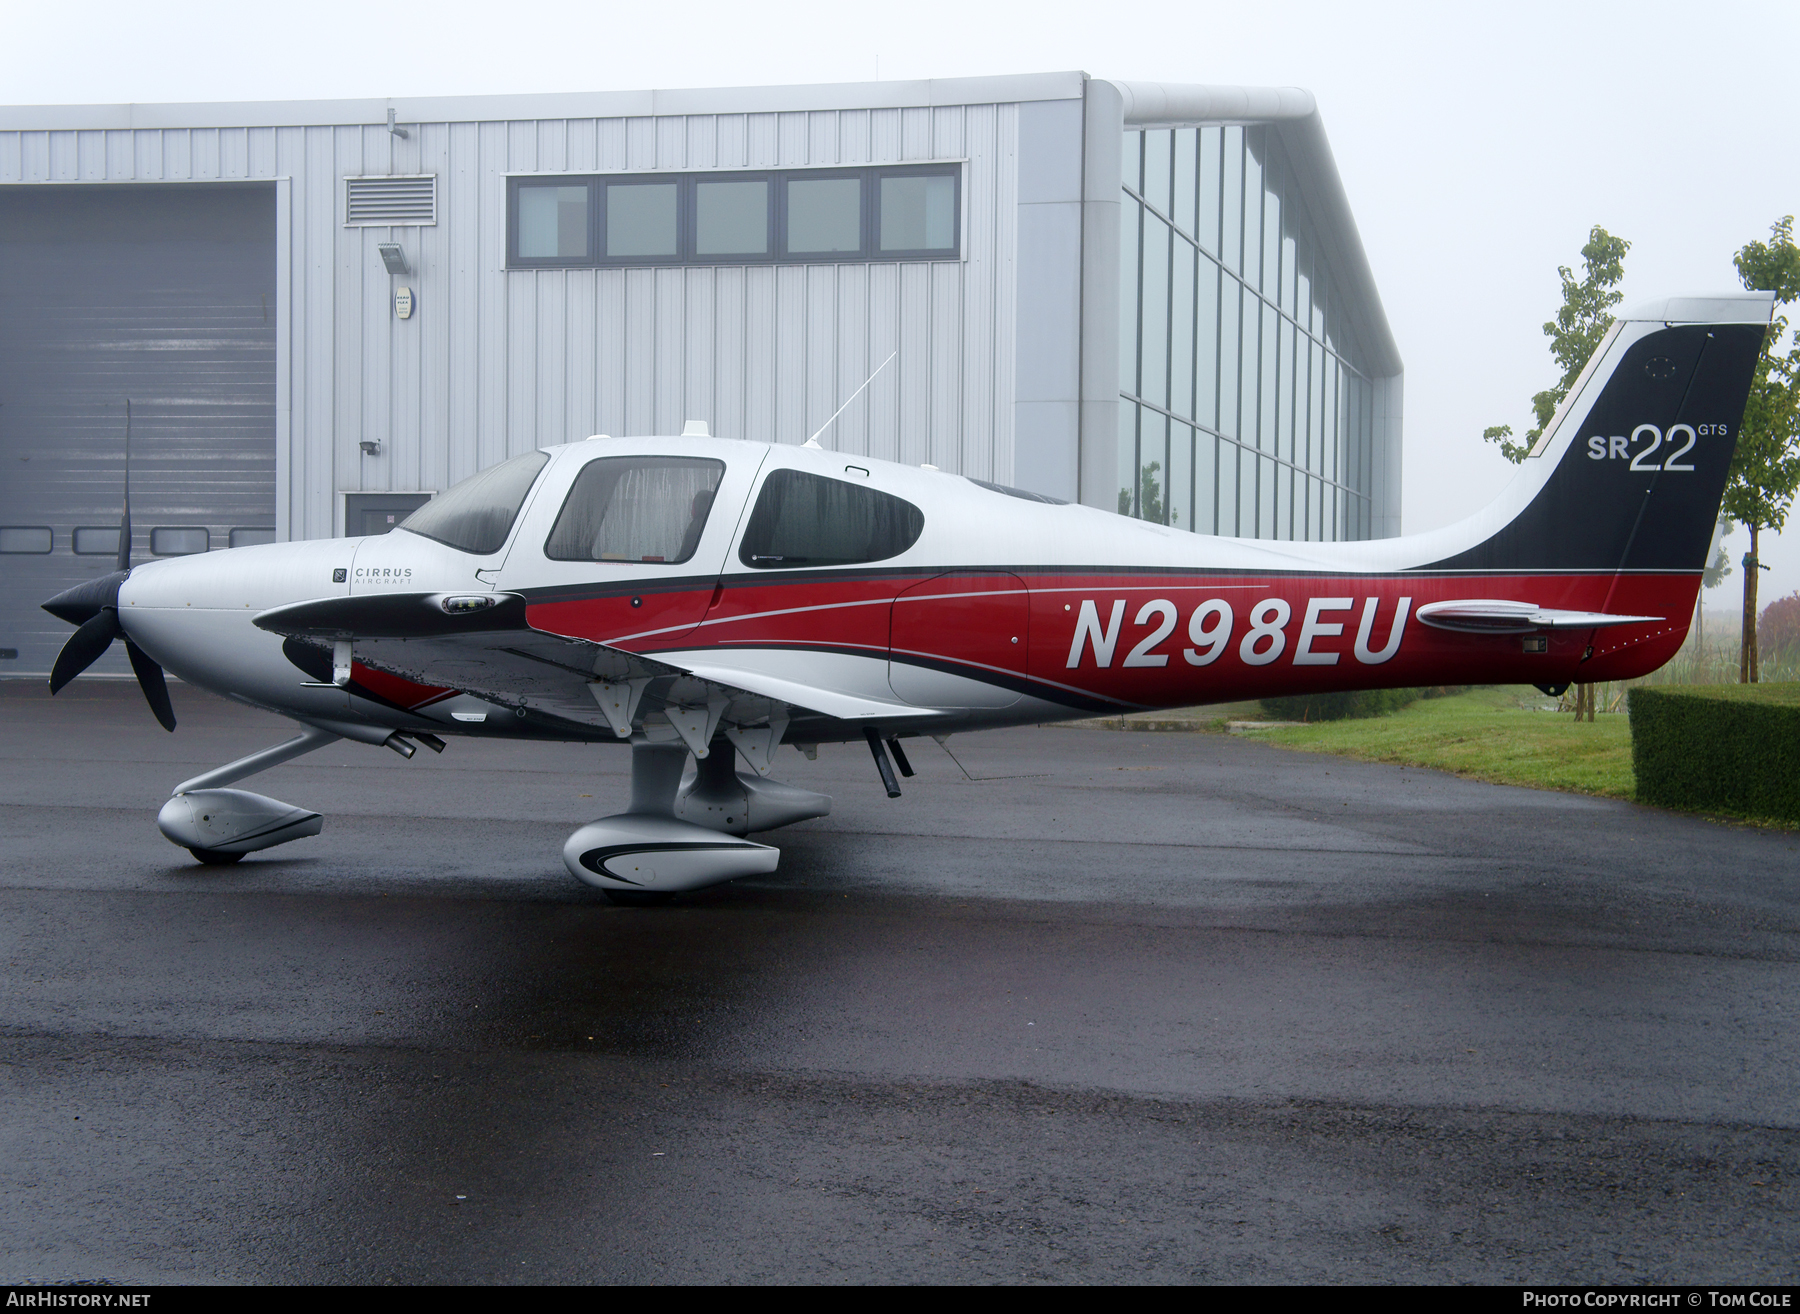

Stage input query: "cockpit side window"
[
  {"left": 544, "top": 456, "right": 726, "bottom": 564},
  {"left": 738, "top": 469, "right": 924, "bottom": 568},
  {"left": 399, "top": 450, "right": 549, "bottom": 555}
]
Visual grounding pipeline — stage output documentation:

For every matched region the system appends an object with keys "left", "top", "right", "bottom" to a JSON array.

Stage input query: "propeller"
[{"left": 40, "top": 400, "right": 177, "bottom": 731}]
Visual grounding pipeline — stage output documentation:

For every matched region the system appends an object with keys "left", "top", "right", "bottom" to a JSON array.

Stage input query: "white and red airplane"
[{"left": 42, "top": 292, "right": 1772, "bottom": 901}]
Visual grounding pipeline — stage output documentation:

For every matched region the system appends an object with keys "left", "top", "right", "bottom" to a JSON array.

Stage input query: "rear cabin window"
[
  {"left": 401, "top": 450, "right": 549, "bottom": 555},
  {"left": 544, "top": 456, "right": 725, "bottom": 564},
  {"left": 738, "top": 469, "right": 924, "bottom": 568}
]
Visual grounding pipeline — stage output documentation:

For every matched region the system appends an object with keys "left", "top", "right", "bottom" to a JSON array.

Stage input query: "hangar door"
[{"left": 0, "top": 184, "right": 277, "bottom": 676}]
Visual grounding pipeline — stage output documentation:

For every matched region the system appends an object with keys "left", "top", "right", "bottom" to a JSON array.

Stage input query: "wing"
[{"left": 252, "top": 591, "right": 942, "bottom": 750}]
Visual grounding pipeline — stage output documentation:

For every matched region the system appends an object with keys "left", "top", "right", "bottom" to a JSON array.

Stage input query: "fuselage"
[{"left": 114, "top": 430, "right": 1698, "bottom": 746}]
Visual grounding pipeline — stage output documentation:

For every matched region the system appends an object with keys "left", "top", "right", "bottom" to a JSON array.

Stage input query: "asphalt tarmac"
[{"left": 1, "top": 679, "right": 1797, "bottom": 1285}]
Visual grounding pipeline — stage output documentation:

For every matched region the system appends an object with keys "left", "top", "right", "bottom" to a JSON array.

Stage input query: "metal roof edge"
[{"left": 0, "top": 71, "right": 1088, "bottom": 132}]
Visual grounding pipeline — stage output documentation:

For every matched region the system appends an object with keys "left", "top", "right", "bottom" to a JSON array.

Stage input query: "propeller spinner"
[{"left": 40, "top": 400, "right": 177, "bottom": 732}]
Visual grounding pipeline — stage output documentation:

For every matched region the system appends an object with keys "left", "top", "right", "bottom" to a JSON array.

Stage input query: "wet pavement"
[{"left": 1, "top": 680, "right": 1797, "bottom": 1283}]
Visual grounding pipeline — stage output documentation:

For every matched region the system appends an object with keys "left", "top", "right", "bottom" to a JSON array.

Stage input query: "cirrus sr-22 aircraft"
[{"left": 41, "top": 292, "right": 1773, "bottom": 902}]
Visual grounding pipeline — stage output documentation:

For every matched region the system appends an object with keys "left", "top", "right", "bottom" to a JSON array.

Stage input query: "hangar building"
[{"left": 0, "top": 71, "right": 1400, "bottom": 676}]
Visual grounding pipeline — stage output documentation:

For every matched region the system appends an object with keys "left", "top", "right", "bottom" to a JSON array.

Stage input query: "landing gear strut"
[{"left": 563, "top": 735, "right": 830, "bottom": 899}]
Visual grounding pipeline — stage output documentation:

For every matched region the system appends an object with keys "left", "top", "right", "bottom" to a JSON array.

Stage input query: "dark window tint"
[
  {"left": 0, "top": 526, "right": 52, "bottom": 553},
  {"left": 545, "top": 456, "right": 724, "bottom": 564},
  {"left": 150, "top": 527, "right": 209, "bottom": 555},
  {"left": 72, "top": 526, "right": 120, "bottom": 556},
  {"left": 401, "top": 450, "right": 549, "bottom": 555},
  {"left": 228, "top": 527, "right": 276, "bottom": 548},
  {"left": 739, "top": 469, "right": 924, "bottom": 568}
]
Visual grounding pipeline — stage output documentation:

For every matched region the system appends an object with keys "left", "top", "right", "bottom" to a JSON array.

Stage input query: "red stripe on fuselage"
[{"left": 524, "top": 569, "right": 1699, "bottom": 712}]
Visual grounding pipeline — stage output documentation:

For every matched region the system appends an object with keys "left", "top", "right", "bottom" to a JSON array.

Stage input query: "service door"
[{"left": 888, "top": 571, "right": 1030, "bottom": 708}]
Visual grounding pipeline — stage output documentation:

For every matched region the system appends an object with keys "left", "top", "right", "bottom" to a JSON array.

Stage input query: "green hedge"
[{"left": 1628, "top": 683, "right": 1800, "bottom": 821}]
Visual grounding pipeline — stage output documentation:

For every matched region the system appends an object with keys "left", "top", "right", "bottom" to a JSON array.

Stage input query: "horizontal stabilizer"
[{"left": 1415, "top": 599, "right": 1663, "bottom": 634}]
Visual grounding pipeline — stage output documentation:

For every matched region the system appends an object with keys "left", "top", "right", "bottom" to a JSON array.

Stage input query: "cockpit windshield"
[
  {"left": 399, "top": 450, "right": 550, "bottom": 555},
  {"left": 544, "top": 456, "right": 725, "bottom": 564}
]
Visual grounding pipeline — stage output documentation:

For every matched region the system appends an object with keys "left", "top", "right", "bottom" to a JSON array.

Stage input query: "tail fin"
[{"left": 1425, "top": 292, "right": 1773, "bottom": 574}]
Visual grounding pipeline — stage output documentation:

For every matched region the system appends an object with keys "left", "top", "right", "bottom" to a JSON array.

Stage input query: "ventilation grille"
[{"left": 345, "top": 175, "right": 436, "bottom": 226}]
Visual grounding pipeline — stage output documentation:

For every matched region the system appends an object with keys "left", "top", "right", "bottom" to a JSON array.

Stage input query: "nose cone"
[{"left": 43, "top": 570, "right": 128, "bottom": 626}]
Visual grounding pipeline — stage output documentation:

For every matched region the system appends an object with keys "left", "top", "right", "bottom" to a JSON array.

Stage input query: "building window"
[
  {"left": 72, "top": 527, "right": 120, "bottom": 556},
  {"left": 0, "top": 527, "right": 52, "bottom": 554},
  {"left": 228, "top": 528, "right": 277, "bottom": 548},
  {"left": 506, "top": 165, "right": 960, "bottom": 269},
  {"left": 150, "top": 527, "right": 210, "bottom": 556},
  {"left": 517, "top": 184, "right": 589, "bottom": 260}
]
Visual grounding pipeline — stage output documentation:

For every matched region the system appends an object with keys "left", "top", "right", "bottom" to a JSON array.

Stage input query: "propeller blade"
[
  {"left": 125, "top": 638, "right": 176, "bottom": 732},
  {"left": 49, "top": 609, "right": 123, "bottom": 694},
  {"left": 117, "top": 398, "right": 133, "bottom": 573}
]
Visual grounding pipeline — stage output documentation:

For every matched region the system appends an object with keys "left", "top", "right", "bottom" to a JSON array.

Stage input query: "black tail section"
[{"left": 1424, "top": 318, "right": 1766, "bottom": 573}]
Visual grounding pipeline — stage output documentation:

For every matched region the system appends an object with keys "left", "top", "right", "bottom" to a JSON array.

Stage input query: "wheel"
[
  {"left": 188, "top": 847, "right": 245, "bottom": 866},
  {"left": 602, "top": 889, "right": 674, "bottom": 907}
]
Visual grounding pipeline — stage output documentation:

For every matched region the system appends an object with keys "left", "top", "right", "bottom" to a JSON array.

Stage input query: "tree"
[
  {"left": 1761, "top": 591, "right": 1800, "bottom": 656},
  {"left": 1721, "top": 216, "right": 1800, "bottom": 683},
  {"left": 1485, "top": 226, "right": 1632, "bottom": 464},
  {"left": 1119, "top": 460, "right": 1170, "bottom": 525},
  {"left": 1695, "top": 521, "right": 1733, "bottom": 652}
]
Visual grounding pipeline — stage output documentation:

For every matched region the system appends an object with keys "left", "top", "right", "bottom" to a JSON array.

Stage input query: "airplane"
[{"left": 41, "top": 291, "right": 1774, "bottom": 903}]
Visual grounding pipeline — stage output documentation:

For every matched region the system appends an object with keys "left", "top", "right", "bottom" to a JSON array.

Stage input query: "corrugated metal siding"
[{"left": 0, "top": 99, "right": 1021, "bottom": 545}]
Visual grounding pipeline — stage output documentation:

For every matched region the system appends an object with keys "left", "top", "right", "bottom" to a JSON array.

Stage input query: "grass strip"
[{"left": 1244, "top": 686, "right": 1636, "bottom": 799}]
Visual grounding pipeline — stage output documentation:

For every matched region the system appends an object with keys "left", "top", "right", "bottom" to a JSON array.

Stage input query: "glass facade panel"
[
  {"left": 1217, "top": 281, "right": 1238, "bottom": 439},
  {"left": 1193, "top": 430, "right": 1215, "bottom": 535},
  {"left": 1139, "top": 410, "right": 1168, "bottom": 525},
  {"left": 518, "top": 184, "right": 588, "bottom": 259},
  {"left": 1172, "top": 128, "right": 1196, "bottom": 237},
  {"left": 695, "top": 179, "right": 769, "bottom": 256},
  {"left": 786, "top": 177, "right": 861, "bottom": 253},
  {"left": 1239, "top": 284, "right": 1259, "bottom": 444},
  {"left": 1170, "top": 239, "right": 1194, "bottom": 421},
  {"left": 1241, "top": 130, "right": 1263, "bottom": 292},
  {"left": 1140, "top": 215, "right": 1169, "bottom": 410},
  {"left": 1197, "top": 128, "right": 1221, "bottom": 257},
  {"left": 1259, "top": 303, "right": 1279, "bottom": 452},
  {"left": 1118, "top": 403, "right": 1139, "bottom": 517},
  {"left": 1238, "top": 447, "right": 1257, "bottom": 539},
  {"left": 1195, "top": 259, "right": 1219, "bottom": 430},
  {"left": 1143, "top": 129, "right": 1172, "bottom": 216},
  {"left": 1119, "top": 198, "right": 1140, "bottom": 398},
  {"left": 606, "top": 182, "right": 677, "bottom": 258},
  {"left": 1170, "top": 421, "right": 1193, "bottom": 533},
  {"left": 1220, "top": 127, "right": 1242, "bottom": 276},
  {"left": 1116, "top": 117, "right": 1382, "bottom": 543}
]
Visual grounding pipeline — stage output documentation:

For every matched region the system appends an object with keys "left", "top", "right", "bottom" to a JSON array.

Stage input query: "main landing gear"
[{"left": 563, "top": 736, "right": 831, "bottom": 902}]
